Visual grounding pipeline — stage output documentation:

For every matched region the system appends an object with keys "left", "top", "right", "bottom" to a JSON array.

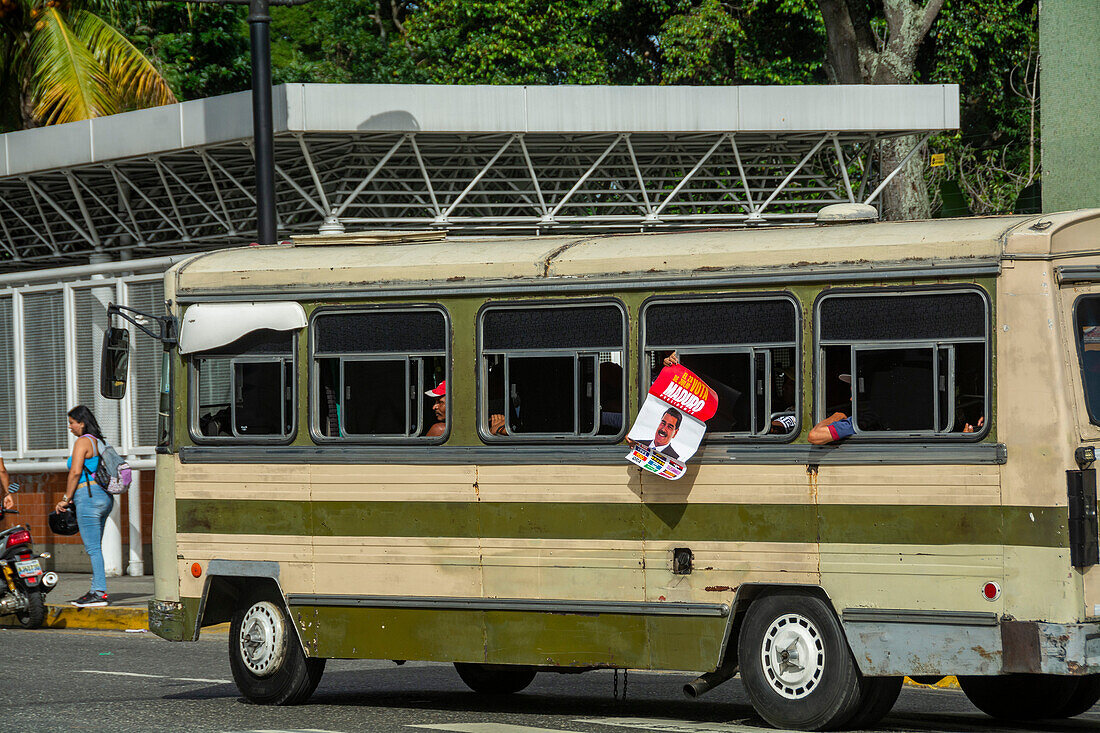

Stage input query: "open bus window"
[
  {"left": 1074, "top": 297, "right": 1100, "bottom": 424},
  {"left": 311, "top": 307, "right": 447, "bottom": 441},
  {"left": 479, "top": 302, "right": 626, "bottom": 441},
  {"left": 817, "top": 289, "right": 989, "bottom": 437},
  {"left": 191, "top": 329, "right": 296, "bottom": 441},
  {"left": 642, "top": 296, "right": 799, "bottom": 439}
]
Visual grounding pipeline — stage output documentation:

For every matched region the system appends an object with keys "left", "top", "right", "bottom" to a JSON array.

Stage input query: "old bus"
[{"left": 110, "top": 209, "right": 1100, "bottom": 730}]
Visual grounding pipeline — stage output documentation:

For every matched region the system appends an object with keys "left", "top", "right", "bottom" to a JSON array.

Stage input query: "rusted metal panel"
[
  {"left": 841, "top": 615, "right": 1002, "bottom": 677},
  {"left": 1001, "top": 621, "right": 1041, "bottom": 673}
]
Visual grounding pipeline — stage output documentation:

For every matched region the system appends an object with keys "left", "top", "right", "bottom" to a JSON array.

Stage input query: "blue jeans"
[{"left": 74, "top": 483, "right": 114, "bottom": 594}]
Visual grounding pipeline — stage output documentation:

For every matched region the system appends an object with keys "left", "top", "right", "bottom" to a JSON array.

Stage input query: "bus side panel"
[
  {"left": 1000, "top": 260, "right": 1080, "bottom": 623},
  {"left": 293, "top": 605, "right": 726, "bottom": 670}
]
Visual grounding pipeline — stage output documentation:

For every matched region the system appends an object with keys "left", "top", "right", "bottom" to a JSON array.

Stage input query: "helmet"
[{"left": 48, "top": 509, "right": 79, "bottom": 536}]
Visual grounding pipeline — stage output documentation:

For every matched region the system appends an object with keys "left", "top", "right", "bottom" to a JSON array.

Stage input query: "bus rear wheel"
[
  {"left": 737, "top": 592, "right": 864, "bottom": 731},
  {"left": 958, "top": 674, "right": 1079, "bottom": 720},
  {"left": 229, "top": 592, "right": 325, "bottom": 705},
  {"left": 454, "top": 663, "right": 536, "bottom": 694}
]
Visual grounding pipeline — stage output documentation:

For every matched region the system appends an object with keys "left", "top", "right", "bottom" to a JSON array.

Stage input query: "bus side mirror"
[{"left": 100, "top": 327, "right": 130, "bottom": 399}]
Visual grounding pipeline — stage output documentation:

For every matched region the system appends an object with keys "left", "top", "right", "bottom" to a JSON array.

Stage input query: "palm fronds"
[
  {"left": 5, "top": 2, "right": 175, "bottom": 128},
  {"left": 74, "top": 9, "right": 176, "bottom": 110},
  {"left": 27, "top": 6, "right": 113, "bottom": 124}
]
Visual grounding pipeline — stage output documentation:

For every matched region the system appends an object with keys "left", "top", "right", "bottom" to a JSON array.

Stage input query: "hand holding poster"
[{"left": 626, "top": 364, "right": 718, "bottom": 480}]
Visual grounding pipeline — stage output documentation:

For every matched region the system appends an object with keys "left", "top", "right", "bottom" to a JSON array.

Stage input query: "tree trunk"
[
  {"left": 878, "top": 135, "right": 930, "bottom": 221},
  {"left": 815, "top": 0, "right": 944, "bottom": 220}
]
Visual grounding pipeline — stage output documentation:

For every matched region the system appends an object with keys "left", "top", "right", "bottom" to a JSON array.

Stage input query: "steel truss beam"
[{"left": 0, "top": 129, "right": 929, "bottom": 269}]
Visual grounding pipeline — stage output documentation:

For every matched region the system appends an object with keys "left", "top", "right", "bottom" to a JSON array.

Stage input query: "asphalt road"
[{"left": 7, "top": 627, "right": 1100, "bottom": 733}]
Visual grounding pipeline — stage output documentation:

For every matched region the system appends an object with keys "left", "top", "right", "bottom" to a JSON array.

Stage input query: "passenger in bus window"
[
  {"left": 770, "top": 368, "right": 797, "bottom": 434},
  {"left": 425, "top": 381, "right": 446, "bottom": 437},
  {"left": 598, "top": 362, "right": 623, "bottom": 434},
  {"left": 808, "top": 374, "right": 854, "bottom": 445},
  {"left": 963, "top": 416, "right": 984, "bottom": 433},
  {"left": 485, "top": 361, "right": 511, "bottom": 435}
]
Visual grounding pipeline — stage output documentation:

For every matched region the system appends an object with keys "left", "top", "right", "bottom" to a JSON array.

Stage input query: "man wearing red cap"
[{"left": 426, "top": 380, "right": 447, "bottom": 437}]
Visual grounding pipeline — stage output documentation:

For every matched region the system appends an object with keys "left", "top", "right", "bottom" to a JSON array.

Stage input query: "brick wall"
[{"left": 0, "top": 471, "right": 154, "bottom": 574}]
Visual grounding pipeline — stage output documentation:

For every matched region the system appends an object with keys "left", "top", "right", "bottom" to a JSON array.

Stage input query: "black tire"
[
  {"left": 454, "top": 663, "right": 536, "bottom": 694},
  {"left": 228, "top": 592, "right": 325, "bottom": 705},
  {"left": 737, "top": 592, "right": 864, "bottom": 731},
  {"left": 844, "top": 676, "right": 903, "bottom": 730},
  {"left": 15, "top": 591, "right": 45, "bottom": 629},
  {"left": 958, "top": 674, "right": 1079, "bottom": 720},
  {"left": 1055, "top": 675, "right": 1100, "bottom": 718}
]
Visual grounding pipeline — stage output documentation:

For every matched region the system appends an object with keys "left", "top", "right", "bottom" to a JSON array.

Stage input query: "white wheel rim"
[
  {"left": 238, "top": 601, "right": 287, "bottom": 677},
  {"left": 760, "top": 612, "right": 825, "bottom": 699}
]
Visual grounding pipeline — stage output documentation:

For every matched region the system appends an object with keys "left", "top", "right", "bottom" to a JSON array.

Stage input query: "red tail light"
[{"left": 5, "top": 530, "right": 30, "bottom": 548}]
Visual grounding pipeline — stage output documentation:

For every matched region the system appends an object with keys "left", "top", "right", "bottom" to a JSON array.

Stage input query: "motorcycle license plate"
[{"left": 14, "top": 559, "right": 40, "bottom": 578}]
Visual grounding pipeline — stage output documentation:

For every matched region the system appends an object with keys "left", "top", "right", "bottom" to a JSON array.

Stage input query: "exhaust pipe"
[
  {"left": 41, "top": 571, "right": 58, "bottom": 590},
  {"left": 683, "top": 665, "right": 738, "bottom": 699}
]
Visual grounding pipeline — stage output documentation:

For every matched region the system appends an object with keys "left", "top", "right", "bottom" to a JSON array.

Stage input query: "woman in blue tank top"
[{"left": 54, "top": 405, "right": 114, "bottom": 607}]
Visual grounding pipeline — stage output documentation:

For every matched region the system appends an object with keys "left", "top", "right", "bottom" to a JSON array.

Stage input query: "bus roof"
[{"left": 168, "top": 210, "right": 1100, "bottom": 300}]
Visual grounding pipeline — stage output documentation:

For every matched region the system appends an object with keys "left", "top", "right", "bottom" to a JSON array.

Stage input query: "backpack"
[{"left": 93, "top": 438, "right": 132, "bottom": 495}]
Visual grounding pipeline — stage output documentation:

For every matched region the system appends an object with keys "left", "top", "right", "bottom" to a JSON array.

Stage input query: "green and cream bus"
[{"left": 113, "top": 209, "right": 1100, "bottom": 730}]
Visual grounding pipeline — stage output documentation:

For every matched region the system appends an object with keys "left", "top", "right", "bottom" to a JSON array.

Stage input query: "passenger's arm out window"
[{"left": 817, "top": 290, "right": 989, "bottom": 438}]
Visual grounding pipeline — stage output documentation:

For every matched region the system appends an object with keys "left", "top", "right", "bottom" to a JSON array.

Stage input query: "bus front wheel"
[
  {"left": 737, "top": 592, "right": 864, "bottom": 731},
  {"left": 958, "top": 674, "right": 1081, "bottom": 720},
  {"left": 229, "top": 592, "right": 326, "bottom": 705},
  {"left": 454, "top": 663, "right": 536, "bottom": 694}
]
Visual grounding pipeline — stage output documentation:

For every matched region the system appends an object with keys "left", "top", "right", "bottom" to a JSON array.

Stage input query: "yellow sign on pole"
[{"left": 930, "top": 153, "right": 946, "bottom": 167}]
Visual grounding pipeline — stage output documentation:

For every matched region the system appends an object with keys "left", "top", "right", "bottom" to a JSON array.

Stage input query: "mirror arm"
[{"left": 107, "top": 303, "right": 178, "bottom": 345}]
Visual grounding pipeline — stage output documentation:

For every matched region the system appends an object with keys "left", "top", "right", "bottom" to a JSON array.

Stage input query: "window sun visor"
[{"left": 179, "top": 302, "right": 307, "bottom": 355}]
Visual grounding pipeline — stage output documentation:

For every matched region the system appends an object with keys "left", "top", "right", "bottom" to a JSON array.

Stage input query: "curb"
[
  {"left": 0, "top": 604, "right": 148, "bottom": 631},
  {"left": 904, "top": 676, "right": 960, "bottom": 689}
]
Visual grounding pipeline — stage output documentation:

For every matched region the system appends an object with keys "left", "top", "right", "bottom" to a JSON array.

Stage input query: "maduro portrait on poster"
[{"left": 626, "top": 364, "right": 718, "bottom": 480}]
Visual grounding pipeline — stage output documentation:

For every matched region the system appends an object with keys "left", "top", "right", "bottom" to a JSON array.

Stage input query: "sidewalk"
[{"left": 0, "top": 572, "right": 152, "bottom": 631}]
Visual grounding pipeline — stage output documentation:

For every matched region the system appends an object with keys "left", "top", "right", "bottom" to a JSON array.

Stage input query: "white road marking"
[
  {"left": 76, "top": 669, "right": 231, "bottom": 684},
  {"left": 582, "top": 718, "right": 804, "bottom": 733},
  {"left": 408, "top": 724, "right": 569, "bottom": 732}
]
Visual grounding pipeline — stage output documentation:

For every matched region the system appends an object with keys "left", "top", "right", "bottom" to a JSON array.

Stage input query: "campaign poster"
[{"left": 626, "top": 364, "right": 718, "bottom": 479}]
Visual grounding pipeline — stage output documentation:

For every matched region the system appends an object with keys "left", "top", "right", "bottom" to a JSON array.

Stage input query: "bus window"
[
  {"left": 642, "top": 295, "right": 799, "bottom": 439},
  {"left": 311, "top": 307, "right": 448, "bottom": 441},
  {"left": 1074, "top": 297, "right": 1100, "bottom": 424},
  {"left": 479, "top": 302, "right": 626, "bottom": 440},
  {"left": 817, "top": 289, "right": 989, "bottom": 437},
  {"left": 191, "top": 329, "right": 296, "bottom": 441}
]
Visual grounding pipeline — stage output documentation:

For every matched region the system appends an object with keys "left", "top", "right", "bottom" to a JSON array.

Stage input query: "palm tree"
[{"left": 0, "top": 0, "right": 175, "bottom": 129}]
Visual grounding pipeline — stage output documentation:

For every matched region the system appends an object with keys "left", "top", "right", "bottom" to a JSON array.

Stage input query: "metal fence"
[{"left": 0, "top": 260, "right": 175, "bottom": 471}]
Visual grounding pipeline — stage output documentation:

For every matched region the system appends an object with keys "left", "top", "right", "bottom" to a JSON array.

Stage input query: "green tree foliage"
[
  {"left": 405, "top": 0, "right": 626, "bottom": 84},
  {"left": 657, "top": 0, "right": 824, "bottom": 84},
  {"left": 268, "top": 1, "right": 421, "bottom": 85},
  {"left": 124, "top": 2, "right": 250, "bottom": 100},
  {"left": 921, "top": 0, "right": 1039, "bottom": 214},
  {"left": 0, "top": 0, "right": 174, "bottom": 130},
  {"left": 79, "top": 0, "right": 1040, "bottom": 216}
]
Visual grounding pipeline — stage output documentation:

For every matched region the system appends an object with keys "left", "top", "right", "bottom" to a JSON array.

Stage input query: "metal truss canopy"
[{"left": 0, "top": 83, "right": 959, "bottom": 270}]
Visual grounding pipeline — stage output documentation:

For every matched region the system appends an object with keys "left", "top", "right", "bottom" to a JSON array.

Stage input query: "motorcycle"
[{"left": 0, "top": 486, "right": 58, "bottom": 629}]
